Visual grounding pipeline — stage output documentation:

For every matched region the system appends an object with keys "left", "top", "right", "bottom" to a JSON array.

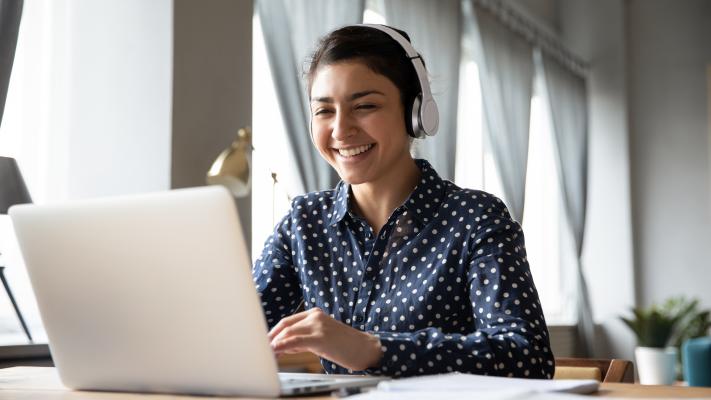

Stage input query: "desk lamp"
[
  {"left": 207, "top": 127, "right": 252, "bottom": 197},
  {"left": 0, "top": 156, "right": 33, "bottom": 342}
]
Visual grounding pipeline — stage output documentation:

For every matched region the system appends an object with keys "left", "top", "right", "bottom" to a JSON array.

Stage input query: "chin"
[
  {"left": 337, "top": 171, "right": 371, "bottom": 186},
  {"left": 339, "top": 176, "right": 365, "bottom": 185},
  {"left": 330, "top": 162, "right": 366, "bottom": 185}
]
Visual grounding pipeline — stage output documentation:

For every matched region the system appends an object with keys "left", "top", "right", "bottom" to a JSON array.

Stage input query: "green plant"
[
  {"left": 621, "top": 297, "right": 711, "bottom": 381},
  {"left": 621, "top": 297, "right": 711, "bottom": 348},
  {"left": 620, "top": 304, "right": 682, "bottom": 348}
]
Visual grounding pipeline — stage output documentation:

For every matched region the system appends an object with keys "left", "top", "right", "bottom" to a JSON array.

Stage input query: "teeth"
[{"left": 338, "top": 144, "right": 373, "bottom": 157}]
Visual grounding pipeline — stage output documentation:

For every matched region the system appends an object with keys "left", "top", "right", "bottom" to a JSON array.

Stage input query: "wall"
[
  {"left": 517, "top": 0, "right": 559, "bottom": 32},
  {"left": 627, "top": 0, "right": 711, "bottom": 308},
  {"left": 172, "top": 0, "right": 253, "bottom": 250}
]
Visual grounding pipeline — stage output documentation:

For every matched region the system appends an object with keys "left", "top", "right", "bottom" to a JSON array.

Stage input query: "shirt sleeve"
[
  {"left": 365, "top": 206, "right": 555, "bottom": 379},
  {"left": 252, "top": 211, "right": 302, "bottom": 330}
]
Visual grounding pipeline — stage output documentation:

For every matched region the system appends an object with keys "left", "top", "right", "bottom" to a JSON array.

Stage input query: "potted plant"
[{"left": 620, "top": 299, "right": 686, "bottom": 385}]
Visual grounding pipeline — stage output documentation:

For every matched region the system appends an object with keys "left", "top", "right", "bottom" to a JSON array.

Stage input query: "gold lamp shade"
[{"left": 207, "top": 127, "right": 252, "bottom": 197}]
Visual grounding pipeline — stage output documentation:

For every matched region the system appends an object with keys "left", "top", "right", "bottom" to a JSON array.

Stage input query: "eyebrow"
[{"left": 310, "top": 90, "right": 385, "bottom": 103}]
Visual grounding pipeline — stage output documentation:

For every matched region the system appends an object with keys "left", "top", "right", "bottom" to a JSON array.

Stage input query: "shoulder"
[
  {"left": 289, "top": 189, "right": 337, "bottom": 211},
  {"left": 268, "top": 189, "right": 338, "bottom": 250},
  {"left": 286, "top": 188, "right": 339, "bottom": 222},
  {"left": 440, "top": 181, "right": 513, "bottom": 222}
]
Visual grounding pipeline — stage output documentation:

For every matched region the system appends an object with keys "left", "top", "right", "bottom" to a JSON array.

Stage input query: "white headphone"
[{"left": 357, "top": 24, "right": 439, "bottom": 139}]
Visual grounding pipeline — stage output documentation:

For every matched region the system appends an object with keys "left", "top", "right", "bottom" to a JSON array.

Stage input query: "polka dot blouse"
[{"left": 253, "top": 159, "right": 554, "bottom": 378}]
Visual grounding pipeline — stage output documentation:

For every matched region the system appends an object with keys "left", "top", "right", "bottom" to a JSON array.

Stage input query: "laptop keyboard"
[{"left": 280, "top": 376, "right": 332, "bottom": 384}]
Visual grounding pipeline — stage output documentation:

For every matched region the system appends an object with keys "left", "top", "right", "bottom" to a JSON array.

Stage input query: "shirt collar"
[
  {"left": 405, "top": 159, "right": 447, "bottom": 225},
  {"left": 329, "top": 159, "right": 447, "bottom": 226},
  {"left": 330, "top": 180, "right": 351, "bottom": 226}
]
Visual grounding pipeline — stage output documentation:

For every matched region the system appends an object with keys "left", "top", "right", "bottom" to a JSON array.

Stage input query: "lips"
[{"left": 336, "top": 143, "right": 375, "bottom": 158}]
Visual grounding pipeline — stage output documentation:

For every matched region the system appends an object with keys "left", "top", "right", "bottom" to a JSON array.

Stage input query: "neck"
[{"left": 350, "top": 157, "right": 420, "bottom": 235}]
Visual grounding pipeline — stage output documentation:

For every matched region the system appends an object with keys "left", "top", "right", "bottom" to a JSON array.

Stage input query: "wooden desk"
[
  {"left": 2, "top": 367, "right": 711, "bottom": 399},
  {"left": 595, "top": 382, "right": 711, "bottom": 398}
]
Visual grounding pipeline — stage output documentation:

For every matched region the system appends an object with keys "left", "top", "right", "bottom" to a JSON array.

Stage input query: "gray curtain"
[
  {"left": 257, "top": 0, "right": 364, "bottom": 193},
  {"left": 383, "top": 0, "right": 461, "bottom": 181},
  {"left": 538, "top": 51, "right": 592, "bottom": 356},
  {"left": 0, "top": 0, "right": 23, "bottom": 128},
  {"left": 465, "top": 2, "right": 534, "bottom": 222}
]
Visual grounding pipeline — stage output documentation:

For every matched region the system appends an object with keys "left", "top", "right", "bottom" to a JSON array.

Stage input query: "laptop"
[{"left": 9, "top": 186, "right": 387, "bottom": 397}]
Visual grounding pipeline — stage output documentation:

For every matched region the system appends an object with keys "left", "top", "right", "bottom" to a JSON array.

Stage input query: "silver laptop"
[{"left": 9, "top": 186, "right": 386, "bottom": 397}]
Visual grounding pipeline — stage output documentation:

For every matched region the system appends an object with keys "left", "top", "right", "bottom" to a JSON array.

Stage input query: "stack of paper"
[
  {"left": 349, "top": 373, "right": 599, "bottom": 400},
  {"left": 379, "top": 373, "right": 599, "bottom": 394}
]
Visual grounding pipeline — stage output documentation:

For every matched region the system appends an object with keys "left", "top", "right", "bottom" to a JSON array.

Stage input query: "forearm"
[
  {"left": 365, "top": 327, "right": 554, "bottom": 378},
  {"left": 268, "top": 308, "right": 384, "bottom": 372}
]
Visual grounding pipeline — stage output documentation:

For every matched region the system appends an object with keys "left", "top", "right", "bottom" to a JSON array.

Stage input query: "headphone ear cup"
[
  {"left": 404, "top": 97, "right": 417, "bottom": 138},
  {"left": 409, "top": 95, "right": 426, "bottom": 139},
  {"left": 419, "top": 97, "right": 439, "bottom": 136}
]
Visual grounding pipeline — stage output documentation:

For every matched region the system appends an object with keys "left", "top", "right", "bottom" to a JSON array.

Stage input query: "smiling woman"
[{"left": 252, "top": 24, "right": 554, "bottom": 378}]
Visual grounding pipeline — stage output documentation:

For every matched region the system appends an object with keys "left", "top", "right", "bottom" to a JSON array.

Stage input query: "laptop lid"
[{"left": 9, "top": 186, "right": 282, "bottom": 397}]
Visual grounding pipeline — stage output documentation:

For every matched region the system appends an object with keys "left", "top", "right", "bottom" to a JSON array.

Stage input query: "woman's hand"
[{"left": 268, "top": 308, "right": 383, "bottom": 371}]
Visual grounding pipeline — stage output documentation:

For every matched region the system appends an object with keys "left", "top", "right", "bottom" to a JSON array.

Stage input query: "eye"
[
  {"left": 314, "top": 108, "right": 333, "bottom": 116},
  {"left": 355, "top": 103, "right": 377, "bottom": 110}
]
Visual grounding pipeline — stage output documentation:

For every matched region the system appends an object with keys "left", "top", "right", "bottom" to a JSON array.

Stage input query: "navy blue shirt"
[{"left": 253, "top": 159, "right": 554, "bottom": 378}]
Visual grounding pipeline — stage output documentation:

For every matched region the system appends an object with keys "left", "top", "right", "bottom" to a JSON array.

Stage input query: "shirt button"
[{"left": 354, "top": 315, "right": 364, "bottom": 323}]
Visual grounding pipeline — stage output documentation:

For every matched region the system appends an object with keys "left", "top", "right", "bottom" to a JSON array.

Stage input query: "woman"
[{"left": 253, "top": 24, "right": 554, "bottom": 379}]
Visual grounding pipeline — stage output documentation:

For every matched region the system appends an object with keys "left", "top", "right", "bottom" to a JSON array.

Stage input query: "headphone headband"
[{"left": 356, "top": 24, "right": 439, "bottom": 138}]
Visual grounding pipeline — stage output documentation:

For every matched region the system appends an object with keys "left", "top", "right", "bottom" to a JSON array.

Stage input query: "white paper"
[
  {"left": 349, "top": 390, "right": 602, "bottom": 400},
  {"left": 376, "top": 373, "right": 599, "bottom": 395},
  {"left": 348, "top": 389, "right": 534, "bottom": 400}
]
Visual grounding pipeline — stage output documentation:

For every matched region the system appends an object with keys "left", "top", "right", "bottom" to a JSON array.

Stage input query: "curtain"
[
  {"left": 464, "top": 2, "right": 534, "bottom": 222},
  {"left": 383, "top": 0, "right": 461, "bottom": 181},
  {"left": 538, "top": 51, "right": 593, "bottom": 356},
  {"left": 257, "top": 0, "right": 364, "bottom": 193},
  {"left": 0, "top": 0, "right": 23, "bottom": 128}
]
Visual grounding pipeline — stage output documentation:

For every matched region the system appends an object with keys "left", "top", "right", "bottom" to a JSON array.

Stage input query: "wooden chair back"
[
  {"left": 277, "top": 352, "right": 323, "bottom": 373},
  {"left": 554, "top": 357, "right": 634, "bottom": 383}
]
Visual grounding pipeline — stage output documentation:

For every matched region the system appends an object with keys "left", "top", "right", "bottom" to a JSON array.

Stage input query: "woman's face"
[{"left": 310, "top": 61, "right": 412, "bottom": 185}]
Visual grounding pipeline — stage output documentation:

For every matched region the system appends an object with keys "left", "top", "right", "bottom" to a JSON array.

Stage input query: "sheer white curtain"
[
  {"left": 465, "top": 3, "right": 534, "bottom": 222},
  {"left": 0, "top": 0, "right": 172, "bottom": 343},
  {"left": 537, "top": 50, "right": 592, "bottom": 355},
  {"left": 383, "top": 0, "right": 461, "bottom": 180},
  {"left": 256, "top": 0, "right": 364, "bottom": 193},
  {"left": 0, "top": 0, "right": 172, "bottom": 202}
]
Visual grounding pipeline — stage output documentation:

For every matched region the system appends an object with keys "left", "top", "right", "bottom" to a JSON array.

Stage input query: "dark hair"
[{"left": 306, "top": 25, "right": 424, "bottom": 135}]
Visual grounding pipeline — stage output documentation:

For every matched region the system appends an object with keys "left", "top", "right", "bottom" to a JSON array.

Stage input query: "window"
[
  {"left": 454, "top": 59, "right": 575, "bottom": 324},
  {"left": 251, "top": 13, "right": 300, "bottom": 260},
  {"left": 0, "top": 0, "right": 59, "bottom": 345},
  {"left": 522, "top": 80, "right": 576, "bottom": 323},
  {"left": 0, "top": 0, "right": 172, "bottom": 345}
]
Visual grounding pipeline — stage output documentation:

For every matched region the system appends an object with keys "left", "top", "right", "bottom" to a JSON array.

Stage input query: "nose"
[{"left": 331, "top": 109, "right": 356, "bottom": 141}]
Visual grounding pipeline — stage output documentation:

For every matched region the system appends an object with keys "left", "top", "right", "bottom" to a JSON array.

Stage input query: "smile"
[{"left": 337, "top": 144, "right": 374, "bottom": 157}]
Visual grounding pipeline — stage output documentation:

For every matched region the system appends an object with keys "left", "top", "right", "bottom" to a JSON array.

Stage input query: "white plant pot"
[{"left": 635, "top": 346, "right": 677, "bottom": 385}]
